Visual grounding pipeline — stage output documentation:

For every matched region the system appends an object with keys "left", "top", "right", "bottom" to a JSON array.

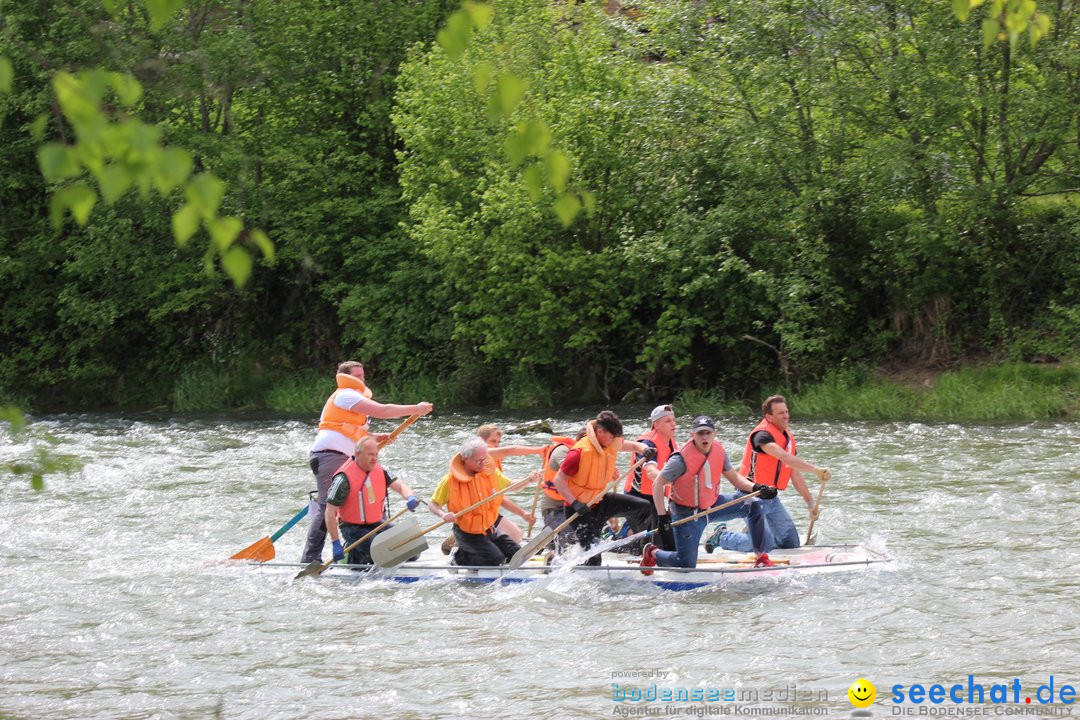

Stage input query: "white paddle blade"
[{"left": 369, "top": 517, "right": 427, "bottom": 568}]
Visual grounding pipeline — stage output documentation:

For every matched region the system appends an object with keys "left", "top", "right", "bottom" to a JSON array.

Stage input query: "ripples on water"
[{"left": 2, "top": 412, "right": 1079, "bottom": 719}]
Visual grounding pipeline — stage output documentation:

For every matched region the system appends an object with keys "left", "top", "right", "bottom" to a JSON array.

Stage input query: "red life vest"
[
  {"left": 739, "top": 418, "right": 796, "bottom": 490},
  {"left": 541, "top": 436, "right": 576, "bottom": 502},
  {"left": 337, "top": 458, "right": 390, "bottom": 525},
  {"left": 625, "top": 429, "right": 676, "bottom": 495},
  {"left": 670, "top": 438, "right": 727, "bottom": 510},
  {"left": 317, "top": 373, "right": 374, "bottom": 442}
]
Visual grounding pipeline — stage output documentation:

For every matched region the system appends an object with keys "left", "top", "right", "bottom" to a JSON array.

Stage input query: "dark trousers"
[
  {"left": 302, "top": 450, "right": 348, "bottom": 563},
  {"left": 453, "top": 524, "right": 520, "bottom": 566},
  {"left": 571, "top": 492, "right": 653, "bottom": 566},
  {"left": 619, "top": 488, "right": 659, "bottom": 553},
  {"left": 341, "top": 521, "right": 393, "bottom": 566}
]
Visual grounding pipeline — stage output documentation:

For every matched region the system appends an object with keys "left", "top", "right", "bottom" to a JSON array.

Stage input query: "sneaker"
[
  {"left": 640, "top": 543, "right": 659, "bottom": 576},
  {"left": 441, "top": 534, "right": 457, "bottom": 555},
  {"left": 753, "top": 552, "right": 775, "bottom": 568},
  {"left": 704, "top": 523, "right": 726, "bottom": 554}
]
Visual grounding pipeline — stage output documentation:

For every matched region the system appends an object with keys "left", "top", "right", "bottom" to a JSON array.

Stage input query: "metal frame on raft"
[{"left": 247, "top": 544, "right": 892, "bottom": 591}]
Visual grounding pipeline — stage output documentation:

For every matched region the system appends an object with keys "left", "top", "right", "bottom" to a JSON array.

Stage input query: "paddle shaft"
[
  {"left": 229, "top": 504, "right": 309, "bottom": 561},
  {"left": 524, "top": 473, "right": 544, "bottom": 540},
  {"left": 377, "top": 413, "right": 422, "bottom": 449},
  {"left": 270, "top": 505, "right": 309, "bottom": 542},
  {"left": 804, "top": 475, "right": 828, "bottom": 545}
]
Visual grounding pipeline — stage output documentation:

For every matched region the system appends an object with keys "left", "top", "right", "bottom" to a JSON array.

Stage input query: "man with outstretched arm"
[
  {"left": 713, "top": 395, "right": 831, "bottom": 553},
  {"left": 303, "top": 360, "right": 433, "bottom": 564},
  {"left": 641, "top": 415, "right": 775, "bottom": 572},
  {"left": 427, "top": 437, "right": 539, "bottom": 566},
  {"left": 324, "top": 436, "right": 421, "bottom": 566}
]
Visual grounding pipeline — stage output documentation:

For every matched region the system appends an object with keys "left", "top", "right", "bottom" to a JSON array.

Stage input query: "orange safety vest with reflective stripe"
[
  {"left": 739, "top": 418, "right": 796, "bottom": 490},
  {"left": 565, "top": 423, "right": 618, "bottom": 505},
  {"left": 625, "top": 429, "right": 676, "bottom": 496},
  {"left": 540, "top": 436, "right": 576, "bottom": 501},
  {"left": 670, "top": 439, "right": 726, "bottom": 510},
  {"left": 337, "top": 459, "right": 389, "bottom": 525},
  {"left": 446, "top": 454, "right": 502, "bottom": 534},
  {"left": 317, "top": 373, "right": 374, "bottom": 442}
]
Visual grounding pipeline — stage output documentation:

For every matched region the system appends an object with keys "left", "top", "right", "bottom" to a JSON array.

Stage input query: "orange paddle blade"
[{"left": 229, "top": 536, "right": 275, "bottom": 562}]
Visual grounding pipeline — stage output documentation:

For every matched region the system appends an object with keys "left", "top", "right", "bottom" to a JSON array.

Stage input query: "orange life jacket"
[
  {"left": 739, "top": 418, "right": 796, "bottom": 490},
  {"left": 670, "top": 438, "right": 726, "bottom": 509},
  {"left": 625, "top": 429, "right": 676, "bottom": 495},
  {"left": 337, "top": 458, "right": 389, "bottom": 525},
  {"left": 317, "top": 373, "right": 375, "bottom": 442},
  {"left": 446, "top": 454, "right": 502, "bottom": 534},
  {"left": 541, "top": 436, "right": 576, "bottom": 501},
  {"left": 565, "top": 422, "right": 618, "bottom": 505}
]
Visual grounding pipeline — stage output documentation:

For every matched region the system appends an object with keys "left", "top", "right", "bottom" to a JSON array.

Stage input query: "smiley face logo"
[{"left": 848, "top": 678, "right": 876, "bottom": 708}]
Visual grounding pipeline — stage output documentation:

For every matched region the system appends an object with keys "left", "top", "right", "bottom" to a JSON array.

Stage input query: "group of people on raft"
[{"left": 301, "top": 361, "right": 832, "bottom": 573}]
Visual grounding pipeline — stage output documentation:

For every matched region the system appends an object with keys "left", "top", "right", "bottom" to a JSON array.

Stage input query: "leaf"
[
  {"left": 504, "top": 132, "right": 529, "bottom": 166},
  {"left": 544, "top": 150, "right": 570, "bottom": 193},
  {"left": 581, "top": 190, "right": 597, "bottom": 216},
  {"left": 523, "top": 164, "right": 544, "bottom": 201},
  {"left": 98, "top": 164, "right": 133, "bottom": 204},
  {"left": 0, "top": 405, "right": 27, "bottom": 433},
  {"left": 185, "top": 173, "right": 225, "bottom": 218},
  {"left": 209, "top": 216, "right": 243, "bottom": 251},
  {"left": 0, "top": 56, "right": 12, "bottom": 94},
  {"left": 1030, "top": 12, "right": 1051, "bottom": 46},
  {"left": 172, "top": 203, "right": 200, "bottom": 246},
  {"left": 553, "top": 193, "right": 581, "bottom": 228},
  {"left": 108, "top": 72, "right": 143, "bottom": 106},
  {"left": 30, "top": 114, "right": 48, "bottom": 142},
  {"left": 521, "top": 120, "right": 551, "bottom": 155},
  {"left": 464, "top": 2, "right": 494, "bottom": 30},
  {"left": 155, "top": 148, "right": 193, "bottom": 194},
  {"left": 221, "top": 246, "right": 253, "bottom": 288},
  {"left": 436, "top": 10, "right": 472, "bottom": 59},
  {"left": 250, "top": 229, "right": 275, "bottom": 261},
  {"left": 144, "top": 0, "right": 186, "bottom": 31},
  {"left": 37, "top": 143, "right": 81, "bottom": 181},
  {"left": 473, "top": 61, "right": 494, "bottom": 93},
  {"left": 31, "top": 475, "right": 44, "bottom": 492},
  {"left": 488, "top": 73, "right": 527, "bottom": 121},
  {"left": 982, "top": 17, "right": 1000, "bottom": 48},
  {"left": 953, "top": 0, "right": 969, "bottom": 21},
  {"left": 50, "top": 183, "right": 97, "bottom": 228}
]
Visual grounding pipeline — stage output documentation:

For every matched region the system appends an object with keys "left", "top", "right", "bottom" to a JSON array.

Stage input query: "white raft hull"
[{"left": 253, "top": 544, "right": 891, "bottom": 591}]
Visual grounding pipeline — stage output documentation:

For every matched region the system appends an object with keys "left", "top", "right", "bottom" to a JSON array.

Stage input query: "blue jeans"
[
  {"left": 717, "top": 494, "right": 799, "bottom": 552},
  {"left": 655, "top": 494, "right": 767, "bottom": 568}
]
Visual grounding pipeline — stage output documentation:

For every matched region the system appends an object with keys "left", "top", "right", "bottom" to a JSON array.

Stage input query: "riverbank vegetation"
[{"left": 2, "top": 0, "right": 1078, "bottom": 420}]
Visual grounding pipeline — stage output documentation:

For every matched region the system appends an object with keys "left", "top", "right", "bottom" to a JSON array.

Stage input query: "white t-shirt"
[{"left": 309, "top": 389, "right": 371, "bottom": 455}]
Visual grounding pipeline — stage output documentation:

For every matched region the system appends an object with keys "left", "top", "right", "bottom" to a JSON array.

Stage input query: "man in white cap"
[
  {"left": 641, "top": 415, "right": 776, "bottom": 571},
  {"left": 618, "top": 404, "right": 680, "bottom": 552}
]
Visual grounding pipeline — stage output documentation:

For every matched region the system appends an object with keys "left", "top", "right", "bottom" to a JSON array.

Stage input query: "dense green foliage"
[{"left": 2, "top": 0, "right": 1078, "bottom": 413}]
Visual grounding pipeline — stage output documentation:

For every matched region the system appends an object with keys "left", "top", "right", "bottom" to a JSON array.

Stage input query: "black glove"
[
  {"left": 656, "top": 514, "right": 675, "bottom": 551},
  {"left": 752, "top": 483, "right": 778, "bottom": 500},
  {"left": 640, "top": 446, "right": 657, "bottom": 461},
  {"left": 570, "top": 500, "right": 591, "bottom": 517}
]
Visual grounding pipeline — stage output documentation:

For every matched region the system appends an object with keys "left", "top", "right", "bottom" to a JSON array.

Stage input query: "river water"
[{"left": 2, "top": 410, "right": 1079, "bottom": 720}]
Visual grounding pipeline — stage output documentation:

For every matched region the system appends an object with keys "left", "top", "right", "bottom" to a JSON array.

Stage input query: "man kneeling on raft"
[
  {"left": 428, "top": 437, "right": 539, "bottom": 566},
  {"left": 641, "top": 415, "right": 777, "bottom": 572}
]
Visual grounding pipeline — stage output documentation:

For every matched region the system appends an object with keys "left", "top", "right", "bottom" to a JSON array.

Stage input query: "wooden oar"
[
  {"left": 524, "top": 473, "right": 544, "bottom": 540},
  {"left": 371, "top": 480, "right": 528, "bottom": 568},
  {"left": 804, "top": 473, "right": 828, "bottom": 545},
  {"left": 506, "top": 457, "right": 648, "bottom": 571},
  {"left": 229, "top": 504, "right": 309, "bottom": 562},
  {"left": 377, "top": 413, "right": 422, "bottom": 449},
  {"left": 294, "top": 506, "right": 411, "bottom": 579}
]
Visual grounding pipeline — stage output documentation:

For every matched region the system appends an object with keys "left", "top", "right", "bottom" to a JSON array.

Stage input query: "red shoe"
[
  {"left": 754, "top": 553, "right": 775, "bottom": 568},
  {"left": 640, "top": 543, "right": 658, "bottom": 576}
]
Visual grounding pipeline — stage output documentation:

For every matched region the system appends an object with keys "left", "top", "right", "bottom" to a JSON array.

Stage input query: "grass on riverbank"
[{"left": 790, "top": 362, "right": 1080, "bottom": 421}]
